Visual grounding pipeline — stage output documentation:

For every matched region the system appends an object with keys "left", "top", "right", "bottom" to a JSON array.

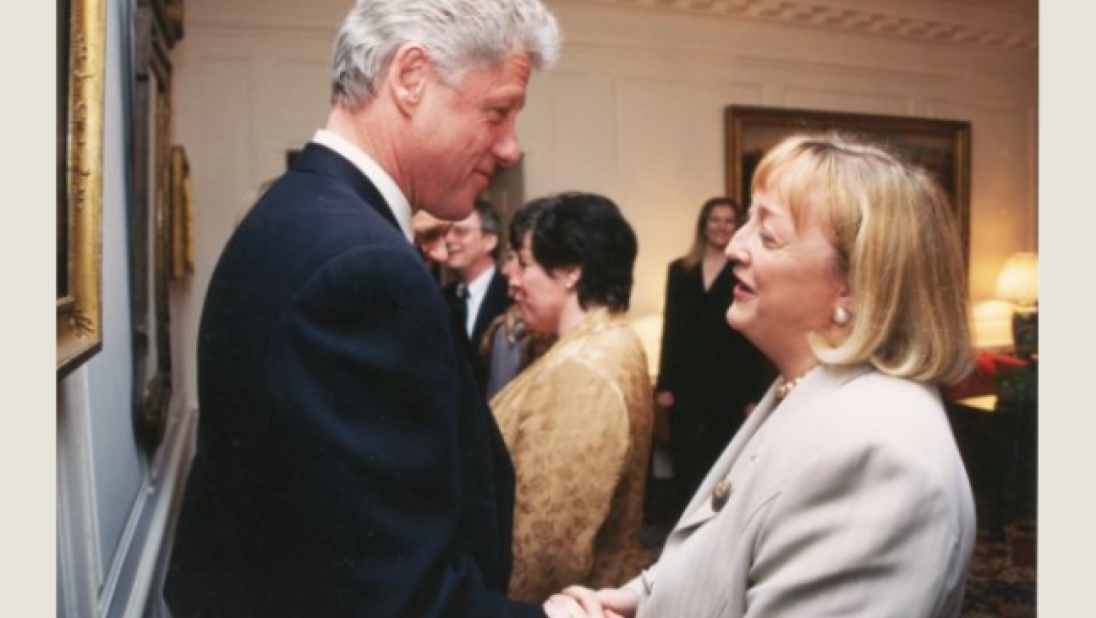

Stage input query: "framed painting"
[
  {"left": 724, "top": 105, "right": 971, "bottom": 263},
  {"left": 129, "top": 0, "right": 181, "bottom": 452},
  {"left": 169, "top": 145, "right": 194, "bottom": 279},
  {"left": 57, "top": 0, "right": 107, "bottom": 378}
]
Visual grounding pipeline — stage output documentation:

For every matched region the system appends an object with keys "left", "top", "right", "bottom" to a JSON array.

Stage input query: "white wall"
[
  {"left": 174, "top": 0, "right": 1037, "bottom": 401},
  {"left": 523, "top": 0, "right": 1037, "bottom": 323}
]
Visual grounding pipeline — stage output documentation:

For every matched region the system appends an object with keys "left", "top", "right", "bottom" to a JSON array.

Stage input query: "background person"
[
  {"left": 444, "top": 199, "right": 512, "bottom": 390},
  {"left": 655, "top": 196, "right": 773, "bottom": 511},
  {"left": 164, "top": 1, "right": 561, "bottom": 617},
  {"left": 548, "top": 134, "right": 976, "bottom": 618},
  {"left": 491, "top": 192, "right": 654, "bottom": 602},
  {"left": 480, "top": 200, "right": 556, "bottom": 400},
  {"left": 412, "top": 209, "right": 450, "bottom": 271}
]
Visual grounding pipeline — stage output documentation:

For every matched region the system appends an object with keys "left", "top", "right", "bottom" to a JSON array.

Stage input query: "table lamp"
[{"left": 995, "top": 252, "right": 1038, "bottom": 359}]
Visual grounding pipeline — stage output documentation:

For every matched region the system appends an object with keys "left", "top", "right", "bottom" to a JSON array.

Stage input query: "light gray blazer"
[{"left": 628, "top": 365, "right": 976, "bottom": 618}]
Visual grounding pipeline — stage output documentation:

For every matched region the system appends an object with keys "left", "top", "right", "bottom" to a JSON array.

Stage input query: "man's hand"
[{"left": 544, "top": 586, "right": 639, "bottom": 618}]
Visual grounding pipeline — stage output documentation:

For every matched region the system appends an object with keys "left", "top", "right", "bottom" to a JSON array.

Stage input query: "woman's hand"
[{"left": 594, "top": 587, "right": 640, "bottom": 618}]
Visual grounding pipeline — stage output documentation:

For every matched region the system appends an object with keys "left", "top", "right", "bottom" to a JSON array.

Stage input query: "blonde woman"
[{"left": 549, "top": 134, "right": 975, "bottom": 618}]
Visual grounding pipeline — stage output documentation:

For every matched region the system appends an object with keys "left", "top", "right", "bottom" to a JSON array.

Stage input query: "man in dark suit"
[
  {"left": 443, "top": 199, "right": 512, "bottom": 391},
  {"left": 163, "top": 1, "right": 560, "bottom": 617}
]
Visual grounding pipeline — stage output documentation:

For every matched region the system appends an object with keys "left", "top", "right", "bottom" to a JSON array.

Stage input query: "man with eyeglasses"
[
  {"left": 412, "top": 210, "right": 450, "bottom": 278},
  {"left": 444, "top": 198, "right": 512, "bottom": 392}
]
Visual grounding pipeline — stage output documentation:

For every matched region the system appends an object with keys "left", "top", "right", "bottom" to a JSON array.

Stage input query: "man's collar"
[
  {"left": 466, "top": 265, "right": 497, "bottom": 299},
  {"left": 312, "top": 129, "right": 413, "bottom": 242}
]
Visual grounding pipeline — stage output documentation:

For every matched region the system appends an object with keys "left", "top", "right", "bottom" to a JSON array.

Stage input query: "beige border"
[{"left": 57, "top": 0, "right": 107, "bottom": 377}]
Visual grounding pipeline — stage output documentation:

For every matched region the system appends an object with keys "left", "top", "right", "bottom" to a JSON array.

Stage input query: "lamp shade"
[{"left": 995, "top": 252, "right": 1039, "bottom": 305}]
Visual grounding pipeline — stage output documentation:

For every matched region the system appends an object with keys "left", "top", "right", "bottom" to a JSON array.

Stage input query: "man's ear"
[{"left": 387, "top": 43, "right": 429, "bottom": 114}]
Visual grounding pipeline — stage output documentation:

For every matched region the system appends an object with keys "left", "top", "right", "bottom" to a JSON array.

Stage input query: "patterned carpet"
[
  {"left": 961, "top": 523, "right": 1037, "bottom": 618},
  {"left": 640, "top": 480, "right": 1037, "bottom": 617}
]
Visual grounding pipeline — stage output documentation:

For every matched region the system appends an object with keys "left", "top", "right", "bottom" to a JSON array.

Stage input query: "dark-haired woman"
[{"left": 491, "top": 192, "right": 654, "bottom": 602}]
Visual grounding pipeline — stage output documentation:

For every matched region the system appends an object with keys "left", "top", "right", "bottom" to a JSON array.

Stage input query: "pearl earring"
[{"left": 833, "top": 306, "right": 850, "bottom": 326}]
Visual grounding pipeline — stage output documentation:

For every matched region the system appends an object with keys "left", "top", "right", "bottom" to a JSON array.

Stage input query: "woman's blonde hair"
[{"left": 752, "top": 133, "right": 973, "bottom": 385}]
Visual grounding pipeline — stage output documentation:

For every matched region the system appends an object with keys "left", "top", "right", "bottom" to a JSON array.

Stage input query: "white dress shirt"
[{"left": 462, "top": 266, "right": 496, "bottom": 337}]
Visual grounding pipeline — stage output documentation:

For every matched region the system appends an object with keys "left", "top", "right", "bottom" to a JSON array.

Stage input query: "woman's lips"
[{"left": 734, "top": 281, "right": 755, "bottom": 301}]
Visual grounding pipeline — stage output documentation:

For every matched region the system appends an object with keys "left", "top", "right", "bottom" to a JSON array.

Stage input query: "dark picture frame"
[
  {"left": 129, "top": 0, "right": 182, "bottom": 452},
  {"left": 725, "top": 105, "right": 972, "bottom": 264},
  {"left": 57, "top": 0, "right": 108, "bottom": 378}
]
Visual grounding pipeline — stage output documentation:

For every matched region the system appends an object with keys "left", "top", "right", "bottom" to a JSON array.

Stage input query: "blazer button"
[{"left": 712, "top": 478, "right": 732, "bottom": 511}]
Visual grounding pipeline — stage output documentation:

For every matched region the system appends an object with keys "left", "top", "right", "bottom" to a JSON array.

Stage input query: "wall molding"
[
  {"left": 187, "top": 0, "right": 1037, "bottom": 52},
  {"left": 95, "top": 398, "right": 197, "bottom": 618},
  {"left": 567, "top": 0, "right": 1037, "bottom": 51}
]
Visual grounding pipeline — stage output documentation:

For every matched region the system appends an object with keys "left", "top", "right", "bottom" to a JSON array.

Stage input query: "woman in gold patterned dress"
[{"left": 491, "top": 192, "right": 654, "bottom": 602}]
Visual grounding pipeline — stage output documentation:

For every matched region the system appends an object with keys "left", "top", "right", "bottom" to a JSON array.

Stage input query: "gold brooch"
[{"left": 712, "top": 478, "right": 732, "bottom": 511}]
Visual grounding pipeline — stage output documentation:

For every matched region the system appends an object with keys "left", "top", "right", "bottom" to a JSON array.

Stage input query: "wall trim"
[
  {"left": 95, "top": 398, "right": 197, "bottom": 618},
  {"left": 563, "top": 0, "right": 1037, "bottom": 51}
]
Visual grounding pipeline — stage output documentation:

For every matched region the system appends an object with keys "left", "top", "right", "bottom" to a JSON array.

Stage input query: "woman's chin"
[
  {"left": 726, "top": 307, "right": 747, "bottom": 331},
  {"left": 519, "top": 307, "right": 542, "bottom": 333}
]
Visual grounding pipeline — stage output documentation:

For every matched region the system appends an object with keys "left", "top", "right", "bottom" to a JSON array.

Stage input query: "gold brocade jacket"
[{"left": 490, "top": 308, "right": 655, "bottom": 602}]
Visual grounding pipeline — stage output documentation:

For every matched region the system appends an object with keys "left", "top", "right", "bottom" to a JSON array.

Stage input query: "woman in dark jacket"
[{"left": 656, "top": 197, "right": 774, "bottom": 509}]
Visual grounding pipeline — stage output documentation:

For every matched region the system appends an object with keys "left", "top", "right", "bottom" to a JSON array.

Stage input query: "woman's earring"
[{"left": 833, "top": 306, "right": 851, "bottom": 326}]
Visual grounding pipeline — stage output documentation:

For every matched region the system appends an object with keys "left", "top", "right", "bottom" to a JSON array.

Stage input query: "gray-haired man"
[{"left": 165, "top": 1, "right": 560, "bottom": 616}]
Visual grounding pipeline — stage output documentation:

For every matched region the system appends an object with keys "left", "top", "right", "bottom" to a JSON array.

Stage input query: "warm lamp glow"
[
  {"left": 631, "top": 313, "right": 664, "bottom": 380},
  {"left": 995, "top": 252, "right": 1039, "bottom": 306}
]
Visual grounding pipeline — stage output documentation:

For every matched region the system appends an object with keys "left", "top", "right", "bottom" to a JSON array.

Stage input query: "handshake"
[{"left": 543, "top": 586, "right": 641, "bottom": 618}]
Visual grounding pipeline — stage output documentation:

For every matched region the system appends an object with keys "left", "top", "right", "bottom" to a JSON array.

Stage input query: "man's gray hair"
[{"left": 331, "top": 0, "right": 561, "bottom": 109}]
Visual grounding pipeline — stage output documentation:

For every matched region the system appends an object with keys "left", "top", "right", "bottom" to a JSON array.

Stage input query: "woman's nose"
[{"left": 726, "top": 227, "right": 748, "bottom": 262}]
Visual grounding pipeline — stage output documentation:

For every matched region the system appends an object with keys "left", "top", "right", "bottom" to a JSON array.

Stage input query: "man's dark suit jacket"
[
  {"left": 164, "top": 143, "right": 543, "bottom": 618},
  {"left": 443, "top": 270, "right": 511, "bottom": 392}
]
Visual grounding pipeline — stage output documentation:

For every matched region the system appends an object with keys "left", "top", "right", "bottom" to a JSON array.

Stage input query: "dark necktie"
[{"left": 454, "top": 285, "right": 469, "bottom": 334}]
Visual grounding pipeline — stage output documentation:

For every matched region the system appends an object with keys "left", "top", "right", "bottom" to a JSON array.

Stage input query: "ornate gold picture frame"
[
  {"left": 725, "top": 105, "right": 972, "bottom": 264},
  {"left": 170, "top": 145, "right": 194, "bottom": 279},
  {"left": 58, "top": 0, "right": 108, "bottom": 378}
]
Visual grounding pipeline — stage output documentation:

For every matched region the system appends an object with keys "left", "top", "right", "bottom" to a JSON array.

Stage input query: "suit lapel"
[
  {"left": 291, "top": 142, "right": 402, "bottom": 233},
  {"left": 668, "top": 364, "right": 870, "bottom": 536},
  {"left": 671, "top": 385, "right": 780, "bottom": 534}
]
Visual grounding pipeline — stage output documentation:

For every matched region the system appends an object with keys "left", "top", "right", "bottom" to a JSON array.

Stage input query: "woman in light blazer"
[{"left": 546, "top": 134, "right": 976, "bottom": 618}]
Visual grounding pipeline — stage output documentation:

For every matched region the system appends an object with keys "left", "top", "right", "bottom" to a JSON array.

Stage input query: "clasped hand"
[{"left": 543, "top": 586, "right": 639, "bottom": 618}]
